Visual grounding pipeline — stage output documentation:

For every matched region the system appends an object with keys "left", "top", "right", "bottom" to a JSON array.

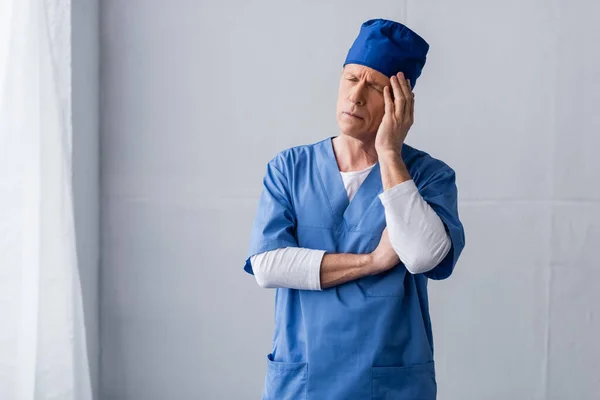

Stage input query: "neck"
[{"left": 332, "top": 134, "right": 378, "bottom": 172}]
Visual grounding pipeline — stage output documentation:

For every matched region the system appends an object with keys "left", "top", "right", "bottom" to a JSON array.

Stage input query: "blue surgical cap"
[{"left": 344, "top": 19, "right": 429, "bottom": 88}]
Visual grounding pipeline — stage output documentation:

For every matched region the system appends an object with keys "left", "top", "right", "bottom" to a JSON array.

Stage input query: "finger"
[
  {"left": 398, "top": 74, "right": 413, "bottom": 122},
  {"left": 390, "top": 76, "right": 405, "bottom": 119},
  {"left": 410, "top": 91, "right": 415, "bottom": 123},
  {"left": 383, "top": 86, "right": 394, "bottom": 116},
  {"left": 397, "top": 73, "right": 412, "bottom": 99},
  {"left": 407, "top": 79, "right": 414, "bottom": 123},
  {"left": 397, "top": 73, "right": 412, "bottom": 112}
]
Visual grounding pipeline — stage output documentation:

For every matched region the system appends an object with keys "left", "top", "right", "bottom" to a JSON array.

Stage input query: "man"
[{"left": 244, "top": 19, "right": 466, "bottom": 400}]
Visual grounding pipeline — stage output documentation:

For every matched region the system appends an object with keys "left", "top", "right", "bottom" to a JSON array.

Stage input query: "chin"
[{"left": 337, "top": 119, "right": 358, "bottom": 135}]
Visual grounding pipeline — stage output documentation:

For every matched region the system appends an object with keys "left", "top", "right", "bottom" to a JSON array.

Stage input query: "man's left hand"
[{"left": 375, "top": 72, "right": 414, "bottom": 154}]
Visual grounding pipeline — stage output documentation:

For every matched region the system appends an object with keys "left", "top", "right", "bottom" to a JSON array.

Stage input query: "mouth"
[{"left": 343, "top": 111, "right": 364, "bottom": 120}]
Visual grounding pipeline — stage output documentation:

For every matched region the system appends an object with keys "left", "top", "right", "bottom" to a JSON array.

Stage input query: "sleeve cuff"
[
  {"left": 378, "top": 179, "right": 418, "bottom": 204},
  {"left": 309, "top": 250, "right": 326, "bottom": 291}
]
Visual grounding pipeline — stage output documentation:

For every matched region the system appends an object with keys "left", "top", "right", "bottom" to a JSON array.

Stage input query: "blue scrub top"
[{"left": 245, "top": 137, "right": 465, "bottom": 400}]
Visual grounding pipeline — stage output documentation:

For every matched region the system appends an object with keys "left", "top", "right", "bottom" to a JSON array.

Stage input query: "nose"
[{"left": 349, "top": 84, "right": 366, "bottom": 106}]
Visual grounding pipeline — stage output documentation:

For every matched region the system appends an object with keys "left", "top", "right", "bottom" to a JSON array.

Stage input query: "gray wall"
[
  {"left": 72, "top": 0, "right": 99, "bottom": 398},
  {"left": 99, "top": 1, "right": 600, "bottom": 399}
]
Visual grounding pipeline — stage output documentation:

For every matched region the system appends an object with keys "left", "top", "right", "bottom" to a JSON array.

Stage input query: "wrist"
[
  {"left": 377, "top": 148, "right": 404, "bottom": 163},
  {"left": 363, "top": 253, "right": 379, "bottom": 276}
]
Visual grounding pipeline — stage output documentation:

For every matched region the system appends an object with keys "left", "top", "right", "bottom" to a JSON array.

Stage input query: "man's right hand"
[{"left": 368, "top": 228, "right": 401, "bottom": 275}]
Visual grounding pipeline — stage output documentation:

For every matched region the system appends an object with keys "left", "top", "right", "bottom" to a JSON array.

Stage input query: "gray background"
[
  {"left": 95, "top": 0, "right": 600, "bottom": 399},
  {"left": 73, "top": 0, "right": 100, "bottom": 398}
]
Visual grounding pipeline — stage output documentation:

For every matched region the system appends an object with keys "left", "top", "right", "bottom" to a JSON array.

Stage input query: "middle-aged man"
[{"left": 243, "top": 18, "right": 466, "bottom": 400}]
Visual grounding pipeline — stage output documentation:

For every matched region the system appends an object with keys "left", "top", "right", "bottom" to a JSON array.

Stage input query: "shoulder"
[
  {"left": 403, "top": 143, "right": 455, "bottom": 175},
  {"left": 267, "top": 137, "right": 328, "bottom": 171},
  {"left": 402, "top": 143, "right": 457, "bottom": 190}
]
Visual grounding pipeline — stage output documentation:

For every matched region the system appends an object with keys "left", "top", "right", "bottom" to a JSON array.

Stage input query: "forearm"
[
  {"left": 253, "top": 248, "right": 375, "bottom": 290},
  {"left": 378, "top": 169, "right": 452, "bottom": 274},
  {"left": 319, "top": 253, "right": 374, "bottom": 289},
  {"left": 378, "top": 150, "right": 412, "bottom": 190}
]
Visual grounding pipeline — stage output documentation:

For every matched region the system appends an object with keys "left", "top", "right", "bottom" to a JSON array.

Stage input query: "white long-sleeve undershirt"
[{"left": 251, "top": 165, "right": 451, "bottom": 290}]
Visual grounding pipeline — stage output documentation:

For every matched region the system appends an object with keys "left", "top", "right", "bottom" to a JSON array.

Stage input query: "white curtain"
[{"left": 0, "top": 0, "right": 93, "bottom": 399}]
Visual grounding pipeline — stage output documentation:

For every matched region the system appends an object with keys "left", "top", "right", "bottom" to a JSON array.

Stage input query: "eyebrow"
[{"left": 346, "top": 73, "right": 383, "bottom": 89}]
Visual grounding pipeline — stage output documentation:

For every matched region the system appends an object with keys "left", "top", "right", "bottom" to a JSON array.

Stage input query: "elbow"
[
  {"left": 403, "top": 256, "right": 435, "bottom": 275},
  {"left": 393, "top": 235, "right": 452, "bottom": 275},
  {"left": 250, "top": 255, "right": 274, "bottom": 289},
  {"left": 393, "top": 245, "right": 437, "bottom": 275},
  {"left": 402, "top": 253, "right": 436, "bottom": 274},
  {"left": 254, "top": 270, "right": 273, "bottom": 288},
  {"left": 402, "top": 243, "right": 452, "bottom": 275}
]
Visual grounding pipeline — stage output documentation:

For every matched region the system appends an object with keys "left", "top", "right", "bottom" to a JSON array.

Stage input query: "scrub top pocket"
[
  {"left": 363, "top": 265, "right": 407, "bottom": 297},
  {"left": 262, "top": 353, "right": 308, "bottom": 400},
  {"left": 371, "top": 361, "right": 436, "bottom": 400}
]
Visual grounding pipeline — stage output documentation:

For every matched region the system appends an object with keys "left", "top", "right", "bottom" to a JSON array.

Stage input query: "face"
[{"left": 336, "top": 64, "right": 390, "bottom": 140}]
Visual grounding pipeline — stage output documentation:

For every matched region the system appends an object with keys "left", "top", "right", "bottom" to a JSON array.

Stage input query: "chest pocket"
[
  {"left": 296, "top": 223, "right": 408, "bottom": 297},
  {"left": 361, "top": 266, "right": 408, "bottom": 297}
]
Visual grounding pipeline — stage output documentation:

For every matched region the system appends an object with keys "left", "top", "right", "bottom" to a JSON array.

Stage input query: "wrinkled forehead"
[{"left": 342, "top": 63, "right": 390, "bottom": 85}]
